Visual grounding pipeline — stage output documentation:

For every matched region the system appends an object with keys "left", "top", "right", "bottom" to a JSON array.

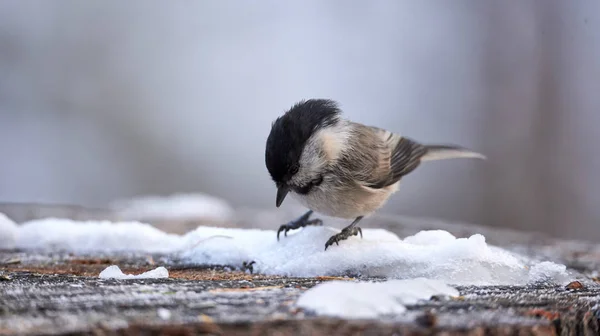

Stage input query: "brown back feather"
[{"left": 338, "top": 124, "right": 427, "bottom": 189}]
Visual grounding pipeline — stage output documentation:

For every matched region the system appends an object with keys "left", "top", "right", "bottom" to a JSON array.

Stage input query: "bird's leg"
[
  {"left": 324, "top": 216, "right": 363, "bottom": 250},
  {"left": 277, "top": 210, "right": 323, "bottom": 240}
]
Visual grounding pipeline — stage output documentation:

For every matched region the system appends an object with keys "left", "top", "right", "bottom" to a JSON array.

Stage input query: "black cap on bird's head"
[{"left": 265, "top": 99, "right": 341, "bottom": 207}]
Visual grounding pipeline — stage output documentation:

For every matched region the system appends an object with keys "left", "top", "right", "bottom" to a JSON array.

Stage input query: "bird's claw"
[
  {"left": 276, "top": 216, "right": 323, "bottom": 241},
  {"left": 276, "top": 224, "right": 291, "bottom": 240},
  {"left": 324, "top": 236, "right": 339, "bottom": 250},
  {"left": 324, "top": 226, "right": 363, "bottom": 251}
]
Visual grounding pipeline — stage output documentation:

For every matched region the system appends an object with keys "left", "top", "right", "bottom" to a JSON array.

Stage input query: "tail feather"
[{"left": 421, "top": 144, "right": 486, "bottom": 162}]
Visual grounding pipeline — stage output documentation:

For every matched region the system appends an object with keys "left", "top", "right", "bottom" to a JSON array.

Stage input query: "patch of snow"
[
  {"left": 16, "top": 218, "right": 182, "bottom": 253},
  {"left": 296, "top": 278, "right": 458, "bottom": 319},
  {"left": 181, "top": 226, "right": 570, "bottom": 286},
  {"left": 98, "top": 265, "right": 169, "bottom": 279},
  {"left": 402, "top": 229, "right": 458, "bottom": 246},
  {"left": 0, "top": 213, "right": 571, "bottom": 286},
  {"left": 0, "top": 213, "right": 18, "bottom": 249},
  {"left": 528, "top": 261, "right": 570, "bottom": 284},
  {"left": 157, "top": 308, "right": 172, "bottom": 320},
  {"left": 109, "top": 193, "right": 233, "bottom": 222}
]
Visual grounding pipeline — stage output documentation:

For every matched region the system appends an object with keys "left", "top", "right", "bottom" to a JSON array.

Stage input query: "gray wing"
[{"left": 342, "top": 124, "right": 427, "bottom": 189}]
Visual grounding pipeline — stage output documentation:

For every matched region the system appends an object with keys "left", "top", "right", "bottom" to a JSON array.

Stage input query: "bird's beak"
[{"left": 276, "top": 185, "right": 289, "bottom": 208}]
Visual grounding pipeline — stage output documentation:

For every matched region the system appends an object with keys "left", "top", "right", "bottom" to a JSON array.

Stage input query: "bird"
[{"left": 264, "top": 99, "right": 485, "bottom": 250}]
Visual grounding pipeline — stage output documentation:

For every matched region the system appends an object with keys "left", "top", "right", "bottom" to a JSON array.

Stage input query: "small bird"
[{"left": 265, "top": 99, "right": 485, "bottom": 250}]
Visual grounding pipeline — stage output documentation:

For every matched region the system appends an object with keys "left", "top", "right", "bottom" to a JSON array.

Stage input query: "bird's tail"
[{"left": 421, "top": 144, "right": 486, "bottom": 162}]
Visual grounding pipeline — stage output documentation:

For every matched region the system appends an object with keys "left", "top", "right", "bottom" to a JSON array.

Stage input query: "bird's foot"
[
  {"left": 324, "top": 226, "right": 362, "bottom": 251},
  {"left": 277, "top": 210, "right": 323, "bottom": 240}
]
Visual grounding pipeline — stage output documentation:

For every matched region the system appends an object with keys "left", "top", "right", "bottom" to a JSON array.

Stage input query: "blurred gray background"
[{"left": 1, "top": 1, "right": 599, "bottom": 241}]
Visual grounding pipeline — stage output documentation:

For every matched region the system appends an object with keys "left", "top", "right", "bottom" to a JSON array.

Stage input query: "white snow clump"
[
  {"left": 180, "top": 226, "right": 570, "bottom": 286},
  {"left": 528, "top": 261, "right": 570, "bottom": 284},
  {"left": 99, "top": 265, "right": 169, "bottom": 279},
  {"left": 296, "top": 278, "right": 459, "bottom": 318},
  {"left": 15, "top": 218, "right": 182, "bottom": 253}
]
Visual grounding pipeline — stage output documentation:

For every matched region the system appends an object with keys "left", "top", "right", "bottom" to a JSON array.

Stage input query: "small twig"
[{"left": 186, "top": 235, "right": 234, "bottom": 250}]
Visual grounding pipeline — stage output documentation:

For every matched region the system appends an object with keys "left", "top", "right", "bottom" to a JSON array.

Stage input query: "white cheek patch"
[
  {"left": 315, "top": 125, "right": 349, "bottom": 161},
  {"left": 291, "top": 124, "right": 349, "bottom": 187}
]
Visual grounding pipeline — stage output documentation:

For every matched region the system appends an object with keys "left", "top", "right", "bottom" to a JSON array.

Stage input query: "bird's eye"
[
  {"left": 289, "top": 164, "right": 299, "bottom": 175},
  {"left": 293, "top": 176, "right": 323, "bottom": 195}
]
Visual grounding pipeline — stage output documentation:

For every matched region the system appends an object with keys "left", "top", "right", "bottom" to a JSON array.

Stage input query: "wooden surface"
[{"left": 1, "top": 203, "right": 600, "bottom": 335}]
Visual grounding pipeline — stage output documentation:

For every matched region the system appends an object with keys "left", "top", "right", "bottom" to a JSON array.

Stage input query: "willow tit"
[{"left": 265, "top": 99, "right": 485, "bottom": 250}]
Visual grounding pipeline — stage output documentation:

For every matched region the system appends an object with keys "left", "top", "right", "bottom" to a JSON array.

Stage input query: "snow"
[
  {"left": 0, "top": 213, "right": 18, "bottom": 249},
  {"left": 157, "top": 308, "right": 172, "bottom": 320},
  {"left": 109, "top": 193, "right": 233, "bottom": 222},
  {"left": 296, "top": 278, "right": 458, "bottom": 318},
  {"left": 180, "top": 226, "right": 570, "bottom": 286},
  {"left": 528, "top": 261, "right": 570, "bottom": 284},
  {"left": 16, "top": 218, "right": 182, "bottom": 253},
  {"left": 98, "top": 265, "right": 169, "bottom": 279},
  {"left": 0, "top": 212, "right": 571, "bottom": 286}
]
